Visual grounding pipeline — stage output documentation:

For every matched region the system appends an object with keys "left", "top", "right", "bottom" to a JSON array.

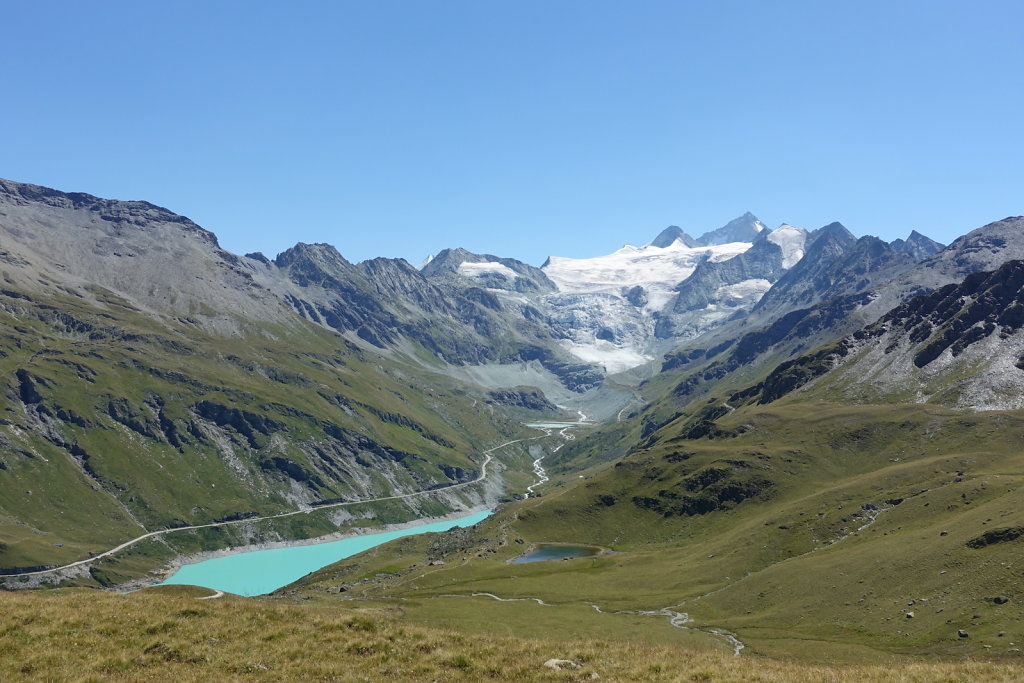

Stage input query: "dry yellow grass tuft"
[{"left": 1, "top": 587, "right": 1022, "bottom": 681}]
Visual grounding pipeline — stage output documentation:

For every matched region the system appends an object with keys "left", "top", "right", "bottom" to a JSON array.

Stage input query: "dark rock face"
[
  {"left": 896, "top": 261, "right": 1024, "bottom": 368},
  {"left": 695, "top": 212, "right": 764, "bottom": 246},
  {"left": 15, "top": 369, "right": 46, "bottom": 404},
  {"left": 623, "top": 285, "right": 648, "bottom": 307},
  {"left": 753, "top": 339, "right": 853, "bottom": 404},
  {"left": 420, "top": 247, "right": 556, "bottom": 294},
  {"left": 630, "top": 462, "right": 774, "bottom": 517},
  {"left": 890, "top": 230, "right": 945, "bottom": 261},
  {"left": 260, "top": 456, "right": 317, "bottom": 483},
  {"left": 194, "top": 401, "right": 283, "bottom": 449},
  {"left": 669, "top": 237, "right": 786, "bottom": 315},
  {"left": 650, "top": 226, "right": 699, "bottom": 248},
  {"left": 713, "top": 258, "right": 1024, "bottom": 408},
  {"left": 752, "top": 224, "right": 860, "bottom": 315},
  {"left": 967, "top": 526, "right": 1024, "bottom": 549},
  {"left": 0, "top": 179, "right": 213, "bottom": 241},
  {"left": 506, "top": 345, "right": 603, "bottom": 392},
  {"left": 486, "top": 388, "right": 558, "bottom": 412}
]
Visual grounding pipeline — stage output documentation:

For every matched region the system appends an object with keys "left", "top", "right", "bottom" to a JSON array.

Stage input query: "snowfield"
[
  {"left": 458, "top": 261, "right": 520, "bottom": 279},
  {"left": 430, "top": 220, "right": 808, "bottom": 377},
  {"left": 536, "top": 225, "right": 808, "bottom": 373},
  {"left": 543, "top": 240, "right": 753, "bottom": 311}
]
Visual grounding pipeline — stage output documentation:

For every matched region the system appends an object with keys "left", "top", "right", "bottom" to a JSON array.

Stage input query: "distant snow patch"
[
  {"left": 458, "top": 261, "right": 518, "bottom": 279},
  {"left": 716, "top": 278, "right": 773, "bottom": 302}
]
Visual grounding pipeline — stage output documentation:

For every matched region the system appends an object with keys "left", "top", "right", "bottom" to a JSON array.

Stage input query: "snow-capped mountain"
[
  {"left": 539, "top": 216, "right": 807, "bottom": 372},
  {"left": 543, "top": 240, "right": 753, "bottom": 310},
  {"left": 695, "top": 211, "right": 766, "bottom": 245},
  {"left": 648, "top": 225, "right": 699, "bottom": 248},
  {"left": 0, "top": 175, "right": 993, "bottom": 426}
]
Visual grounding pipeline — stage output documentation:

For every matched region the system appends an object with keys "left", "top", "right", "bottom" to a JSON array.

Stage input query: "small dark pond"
[{"left": 511, "top": 543, "right": 602, "bottom": 564}]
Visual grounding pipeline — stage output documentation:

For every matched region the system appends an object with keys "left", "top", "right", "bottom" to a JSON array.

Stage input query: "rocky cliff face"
[
  {"left": 0, "top": 176, "right": 990, "bottom": 420},
  {"left": 890, "top": 229, "right": 945, "bottom": 261},
  {"left": 654, "top": 226, "right": 806, "bottom": 340},
  {"left": 766, "top": 258, "right": 1024, "bottom": 410},
  {"left": 420, "top": 247, "right": 556, "bottom": 294},
  {"left": 646, "top": 217, "right": 1024, "bottom": 423},
  {"left": 649, "top": 225, "right": 699, "bottom": 248},
  {"left": 0, "top": 179, "right": 599, "bottom": 397},
  {"left": 0, "top": 179, "right": 291, "bottom": 333},
  {"left": 694, "top": 211, "right": 766, "bottom": 246}
]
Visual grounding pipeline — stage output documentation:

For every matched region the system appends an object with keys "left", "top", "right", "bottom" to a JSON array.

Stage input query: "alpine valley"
[{"left": 3, "top": 177, "right": 1024, "bottom": 679}]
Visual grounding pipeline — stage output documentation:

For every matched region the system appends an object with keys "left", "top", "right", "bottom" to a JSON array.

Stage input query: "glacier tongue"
[
  {"left": 560, "top": 340, "right": 654, "bottom": 374},
  {"left": 541, "top": 240, "right": 756, "bottom": 372}
]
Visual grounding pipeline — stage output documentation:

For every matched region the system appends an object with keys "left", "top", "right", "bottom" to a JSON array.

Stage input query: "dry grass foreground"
[{"left": 1, "top": 587, "right": 1022, "bottom": 681}]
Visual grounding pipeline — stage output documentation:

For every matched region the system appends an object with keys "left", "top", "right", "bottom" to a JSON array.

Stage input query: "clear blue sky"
[{"left": 2, "top": 1, "right": 1021, "bottom": 266}]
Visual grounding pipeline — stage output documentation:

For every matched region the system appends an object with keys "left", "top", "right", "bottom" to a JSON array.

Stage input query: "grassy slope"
[
  {"left": 2, "top": 586, "right": 1023, "bottom": 681},
  {"left": 284, "top": 402, "right": 1024, "bottom": 663},
  {"left": 0, "top": 284, "right": 536, "bottom": 577}
]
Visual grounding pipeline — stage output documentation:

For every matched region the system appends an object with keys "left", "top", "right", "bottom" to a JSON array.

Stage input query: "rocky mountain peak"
[
  {"left": 808, "top": 221, "right": 856, "bottom": 247},
  {"left": 899, "top": 216, "right": 1024, "bottom": 288},
  {"left": 244, "top": 251, "right": 271, "bottom": 264},
  {"left": 696, "top": 212, "right": 766, "bottom": 246},
  {"left": 418, "top": 248, "right": 477, "bottom": 276},
  {"left": 649, "top": 226, "right": 699, "bottom": 248},
  {"left": 421, "top": 247, "right": 556, "bottom": 293},
  {"left": 764, "top": 224, "right": 808, "bottom": 269},
  {"left": 273, "top": 243, "right": 358, "bottom": 291},
  {"left": 890, "top": 230, "right": 945, "bottom": 261},
  {"left": 0, "top": 178, "right": 219, "bottom": 247},
  {"left": 274, "top": 243, "right": 352, "bottom": 270}
]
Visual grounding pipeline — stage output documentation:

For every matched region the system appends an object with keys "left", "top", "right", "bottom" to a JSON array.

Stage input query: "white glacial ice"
[
  {"left": 540, "top": 240, "right": 753, "bottom": 373},
  {"left": 543, "top": 240, "right": 753, "bottom": 310},
  {"left": 560, "top": 340, "right": 654, "bottom": 375},
  {"left": 766, "top": 224, "right": 807, "bottom": 269}
]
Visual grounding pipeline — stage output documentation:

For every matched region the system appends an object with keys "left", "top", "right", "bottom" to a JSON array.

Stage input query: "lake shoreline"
[
  {"left": 508, "top": 541, "right": 613, "bottom": 564},
  {"left": 120, "top": 506, "right": 493, "bottom": 594}
]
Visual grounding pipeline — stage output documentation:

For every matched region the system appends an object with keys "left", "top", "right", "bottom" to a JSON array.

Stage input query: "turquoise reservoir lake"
[{"left": 160, "top": 509, "right": 492, "bottom": 596}]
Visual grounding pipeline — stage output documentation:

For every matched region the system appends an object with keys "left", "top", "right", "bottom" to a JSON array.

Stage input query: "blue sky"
[{"left": 2, "top": 1, "right": 1021, "bottom": 266}]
